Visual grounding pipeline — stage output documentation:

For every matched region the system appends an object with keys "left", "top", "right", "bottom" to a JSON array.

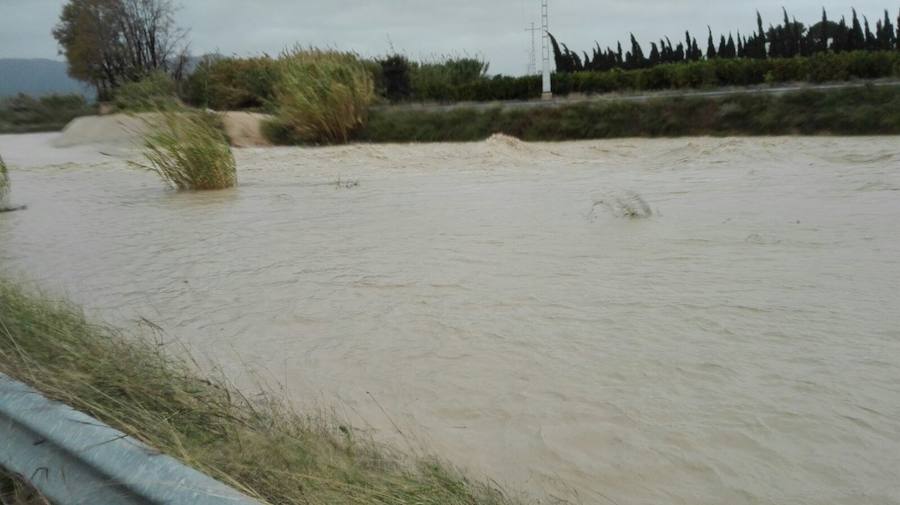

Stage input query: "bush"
[
  {"left": 183, "top": 55, "right": 279, "bottom": 111},
  {"left": 113, "top": 72, "right": 179, "bottom": 112},
  {"left": 409, "top": 57, "right": 489, "bottom": 101},
  {"left": 0, "top": 94, "right": 95, "bottom": 133},
  {"left": 271, "top": 47, "right": 375, "bottom": 144},
  {"left": 379, "top": 54, "right": 412, "bottom": 102},
  {"left": 133, "top": 111, "right": 237, "bottom": 190}
]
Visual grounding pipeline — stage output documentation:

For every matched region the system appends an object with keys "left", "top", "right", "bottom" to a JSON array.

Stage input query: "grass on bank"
[
  {"left": 132, "top": 110, "right": 237, "bottom": 190},
  {"left": 356, "top": 84, "right": 900, "bottom": 143},
  {"left": 0, "top": 278, "right": 521, "bottom": 505},
  {"left": 266, "top": 48, "right": 376, "bottom": 145}
]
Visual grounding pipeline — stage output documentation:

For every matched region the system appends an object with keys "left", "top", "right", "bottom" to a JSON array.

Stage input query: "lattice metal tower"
[{"left": 541, "top": 0, "right": 552, "bottom": 99}]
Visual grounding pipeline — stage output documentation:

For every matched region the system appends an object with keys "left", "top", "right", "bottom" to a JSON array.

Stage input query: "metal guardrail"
[{"left": 0, "top": 373, "right": 261, "bottom": 505}]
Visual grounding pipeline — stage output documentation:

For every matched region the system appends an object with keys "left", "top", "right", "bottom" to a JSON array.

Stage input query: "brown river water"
[{"left": 1, "top": 133, "right": 899, "bottom": 504}]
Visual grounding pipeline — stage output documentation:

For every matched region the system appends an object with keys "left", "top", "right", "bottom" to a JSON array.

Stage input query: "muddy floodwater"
[{"left": 1, "top": 133, "right": 899, "bottom": 504}]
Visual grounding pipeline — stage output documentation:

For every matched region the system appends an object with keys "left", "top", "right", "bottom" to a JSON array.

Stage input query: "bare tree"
[{"left": 53, "top": 0, "right": 189, "bottom": 99}]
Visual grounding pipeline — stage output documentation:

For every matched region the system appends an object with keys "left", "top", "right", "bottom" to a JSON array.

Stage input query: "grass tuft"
[
  {"left": 0, "top": 278, "right": 522, "bottom": 505},
  {"left": 133, "top": 111, "right": 237, "bottom": 190},
  {"left": 270, "top": 48, "right": 375, "bottom": 145}
]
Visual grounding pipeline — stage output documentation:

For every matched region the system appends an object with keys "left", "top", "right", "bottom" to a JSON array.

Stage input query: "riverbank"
[
  {"left": 356, "top": 83, "right": 900, "bottom": 143},
  {"left": 0, "top": 278, "right": 520, "bottom": 505}
]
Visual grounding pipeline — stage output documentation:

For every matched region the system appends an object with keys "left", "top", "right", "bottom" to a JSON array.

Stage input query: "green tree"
[{"left": 52, "top": 0, "right": 188, "bottom": 100}]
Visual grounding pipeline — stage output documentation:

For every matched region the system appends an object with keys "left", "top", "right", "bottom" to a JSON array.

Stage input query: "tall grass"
[
  {"left": 0, "top": 278, "right": 521, "bottom": 505},
  {"left": 270, "top": 48, "right": 375, "bottom": 144},
  {"left": 113, "top": 72, "right": 181, "bottom": 112},
  {"left": 133, "top": 111, "right": 237, "bottom": 190}
]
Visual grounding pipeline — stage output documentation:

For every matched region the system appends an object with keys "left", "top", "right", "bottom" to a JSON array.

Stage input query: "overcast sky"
[{"left": 1, "top": 1, "right": 896, "bottom": 75}]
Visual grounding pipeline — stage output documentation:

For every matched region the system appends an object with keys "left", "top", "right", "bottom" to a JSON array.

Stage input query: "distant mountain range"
[{"left": 0, "top": 59, "right": 94, "bottom": 99}]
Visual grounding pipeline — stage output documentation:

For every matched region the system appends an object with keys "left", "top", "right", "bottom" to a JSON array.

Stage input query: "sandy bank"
[{"left": 53, "top": 111, "right": 272, "bottom": 149}]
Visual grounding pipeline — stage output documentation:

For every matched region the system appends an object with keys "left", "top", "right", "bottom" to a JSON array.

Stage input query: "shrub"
[
  {"left": 133, "top": 111, "right": 237, "bottom": 190},
  {"left": 0, "top": 94, "right": 95, "bottom": 134},
  {"left": 113, "top": 72, "right": 180, "bottom": 112},
  {"left": 271, "top": 47, "right": 375, "bottom": 144},
  {"left": 379, "top": 54, "right": 412, "bottom": 102},
  {"left": 409, "top": 57, "right": 489, "bottom": 101},
  {"left": 183, "top": 55, "right": 280, "bottom": 111}
]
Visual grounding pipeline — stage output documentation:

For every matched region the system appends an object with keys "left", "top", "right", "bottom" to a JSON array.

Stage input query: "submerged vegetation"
[
  {"left": 133, "top": 111, "right": 237, "bottom": 190},
  {"left": 0, "top": 278, "right": 519, "bottom": 505},
  {"left": 268, "top": 48, "right": 376, "bottom": 145},
  {"left": 358, "top": 84, "right": 900, "bottom": 142}
]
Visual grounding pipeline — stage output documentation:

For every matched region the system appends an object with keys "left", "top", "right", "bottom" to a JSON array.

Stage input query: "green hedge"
[
  {"left": 185, "top": 51, "right": 900, "bottom": 109},
  {"left": 475, "top": 51, "right": 900, "bottom": 102},
  {"left": 356, "top": 84, "right": 900, "bottom": 142}
]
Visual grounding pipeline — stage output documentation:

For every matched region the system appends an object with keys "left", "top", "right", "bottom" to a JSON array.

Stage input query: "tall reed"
[
  {"left": 272, "top": 47, "right": 375, "bottom": 144},
  {"left": 134, "top": 111, "right": 237, "bottom": 190}
]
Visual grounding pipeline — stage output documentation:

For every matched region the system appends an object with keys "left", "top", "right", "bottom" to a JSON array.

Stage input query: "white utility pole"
[
  {"left": 525, "top": 22, "right": 539, "bottom": 75},
  {"left": 541, "top": 0, "right": 552, "bottom": 99}
]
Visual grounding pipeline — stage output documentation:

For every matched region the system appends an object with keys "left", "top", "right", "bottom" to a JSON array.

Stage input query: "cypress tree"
[
  {"left": 718, "top": 35, "right": 727, "bottom": 57},
  {"left": 880, "top": 10, "right": 895, "bottom": 50},
  {"left": 691, "top": 38, "right": 701, "bottom": 60},
  {"left": 629, "top": 34, "right": 646, "bottom": 69},
  {"left": 737, "top": 31, "right": 745, "bottom": 57},
  {"left": 649, "top": 42, "right": 660, "bottom": 66},
  {"left": 821, "top": 8, "right": 830, "bottom": 52},
  {"left": 707, "top": 27, "right": 717, "bottom": 59},
  {"left": 864, "top": 17, "right": 877, "bottom": 50},
  {"left": 726, "top": 34, "right": 737, "bottom": 58},
  {"left": 850, "top": 9, "right": 865, "bottom": 50}
]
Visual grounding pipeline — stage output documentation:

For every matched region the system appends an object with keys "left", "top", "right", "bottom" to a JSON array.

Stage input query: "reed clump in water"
[
  {"left": 0, "top": 278, "right": 520, "bottom": 505},
  {"left": 269, "top": 48, "right": 375, "bottom": 145},
  {"left": 134, "top": 111, "right": 237, "bottom": 190},
  {"left": 0, "top": 155, "right": 8, "bottom": 204}
]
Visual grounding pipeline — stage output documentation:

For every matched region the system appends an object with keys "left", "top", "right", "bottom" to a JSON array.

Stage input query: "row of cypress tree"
[{"left": 551, "top": 8, "right": 900, "bottom": 73}]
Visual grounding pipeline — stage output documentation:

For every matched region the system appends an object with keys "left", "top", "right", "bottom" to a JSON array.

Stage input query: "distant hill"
[{"left": 0, "top": 59, "right": 94, "bottom": 99}]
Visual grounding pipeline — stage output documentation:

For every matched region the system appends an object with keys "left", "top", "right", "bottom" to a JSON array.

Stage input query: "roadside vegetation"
[
  {"left": 132, "top": 110, "right": 237, "bottom": 190},
  {"left": 358, "top": 84, "right": 900, "bottom": 142},
  {"left": 0, "top": 94, "right": 95, "bottom": 134},
  {"left": 0, "top": 278, "right": 520, "bottom": 505}
]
